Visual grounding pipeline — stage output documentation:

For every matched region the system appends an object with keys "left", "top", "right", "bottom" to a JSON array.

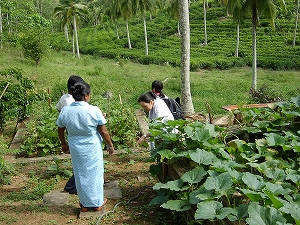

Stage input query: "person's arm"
[
  {"left": 58, "top": 127, "right": 69, "bottom": 153},
  {"left": 97, "top": 125, "right": 114, "bottom": 155}
]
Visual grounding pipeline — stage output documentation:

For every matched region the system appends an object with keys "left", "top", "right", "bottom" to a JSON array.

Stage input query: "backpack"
[{"left": 162, "top": 97, "right": 184, "bottom": 120}]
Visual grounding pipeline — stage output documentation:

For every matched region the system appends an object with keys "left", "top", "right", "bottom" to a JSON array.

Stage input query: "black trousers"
[{"left": 64, "top": 175, "right": 77, "bottom": 194}]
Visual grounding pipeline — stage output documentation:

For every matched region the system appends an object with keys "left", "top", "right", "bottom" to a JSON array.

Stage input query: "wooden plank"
[{"left": 222, "top": 103, "right": 272, "bottom": 111}]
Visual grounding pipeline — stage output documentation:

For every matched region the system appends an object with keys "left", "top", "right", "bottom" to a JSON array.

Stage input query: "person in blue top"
[{"left": 56, "top": 81, "right": 114, "bottom": 212}]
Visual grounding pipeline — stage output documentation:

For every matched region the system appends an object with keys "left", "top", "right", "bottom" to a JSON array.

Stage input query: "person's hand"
[
  {"left": 107, "top": 146, "right": 115, "bottom": 155},
  {"left": 137, "top": 135, "right": 147, "bottom": 144},
  {"left": 61, "top": 144, "right": 70, "bottom": 154}
]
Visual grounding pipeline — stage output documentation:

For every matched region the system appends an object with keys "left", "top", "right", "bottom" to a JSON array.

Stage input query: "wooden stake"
[
  {"left": 119, "top": 94, "right": 123, "bottom": 105},
  {"left": 0, "top": 82, "right": 9, "bottom": 100}
]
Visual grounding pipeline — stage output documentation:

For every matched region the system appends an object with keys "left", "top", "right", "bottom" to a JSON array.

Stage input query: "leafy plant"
[
  {"left": 47, "top": 157, "right": 72, "bottom": 180},
  {"left": 19, "top": 14, "right": 51, "bottom": 64},
  {"left": 0, "top": 68, "right": 39, "bottom": 130},
  {"left": 149, "top": 96, "right": 300, "bottom": 225},
  {"left": 17, "top": 106, "right": 61, "bottom": 157},
  {"left": 6, "top": 176, "right": 55, "bottom": 201},
  {"left": 0, "top": 156, "right": 14, "bottom": 185}
]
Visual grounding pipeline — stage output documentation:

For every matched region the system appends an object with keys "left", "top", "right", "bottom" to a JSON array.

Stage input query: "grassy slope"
[
  {"left": 0, "top": 48, "right": 299, "bottom": 115},
  {"left": 53, "top": 0, "right": 300, "bottom": 70}
]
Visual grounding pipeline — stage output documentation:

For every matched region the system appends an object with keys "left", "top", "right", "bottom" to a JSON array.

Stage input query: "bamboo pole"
[{"left": 0, "top": 82, "right": 9, "bottom": 100}]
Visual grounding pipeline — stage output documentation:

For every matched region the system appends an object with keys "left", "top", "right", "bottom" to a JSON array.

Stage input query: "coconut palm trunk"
[
  {"left": 203, "top": 0, "right": 207, "bottom": 45},
  {"left": 143, "top": 15, "right": 148, "bottom": 55},
  {"left": 0, "top": 5, "right": 3, "bottom": 49},
  {"left": 126, "top": 19, "right": 132, "bottom": 49},
  {"left": 7, "top": 13, "right": 11, "bottom": 33},
  {"left": 235, "top": 23, "right": 240, "bottom": 57},
  {"left": 64, "top": 24, "right": 69, "bottom": 42},
  {"left": 72, "top": 32, "right": 75, "bottom": 55},
  {"left": 179, "top": 0, "right": 194, "bottom": 116},
  {"left": 293, "top": 0, "right": 299, "bottom": 47},
  {"left": 115, "top": 23, "right": 120, "bottom": 39},
  {"left": 251, "top": 4, "right": 258, "bottom": 93},
  {"left": 73, "top": 15, "right": 80, "bottom": 58}
]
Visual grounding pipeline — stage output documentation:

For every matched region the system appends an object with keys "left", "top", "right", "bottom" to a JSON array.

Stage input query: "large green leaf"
[
  {"left": 265, "top": 182, "right": 291, "bottom": 195},
  {"left": 216, "top": 207, "right": 238, "bottom": 221},
  {"left": 189, "top": 186, "right": 214, "bottom": 204},
  {"left": 157, "top": 149, "right": 177, "bottom": 160},
  {"left": 203, "top": 172, "right": 232, "bottom": 194},
  {"left": 291, "top": 96, "right": 300, "bottom": 107},
  {"left": 265, "top": 133, "right": 285, "bottom": 146},
  {"left": 153, "top": 179, "right": 188, "bottom": 191},
  {"left": 280, "top": 201, "right": 300, "bottom": 224},
  {"left": 242, "top": 172, "right": 265, "bottom": 190},
  {"left": 195, "top": 200, "right": 223, "bottom": 220},
  {"left": 184, "top": 123, "right": 217, "bottom": 142},
  {"left": 240, "top": 189, "right": 266, "bottom": 202},
  {"left": 181, "top": 166, "right": 207, "bottom": 184},
  {"left": 246, "top": 203, "right": 288, "bottom": 225},
  {"left": 263, "top": 189, "right": 284, "bottom": 209},
  {"left": 161, "top": 200, "right": 191, "bottom": 212},
  {"left": 189, "top": 149, "right": 217, "bottom": 165},
  {"left": 149, "top": 191, "right": 169, "bottom": 206}
]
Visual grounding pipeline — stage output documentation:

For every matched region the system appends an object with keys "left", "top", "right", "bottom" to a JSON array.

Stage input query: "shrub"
[
  {"left": 17, "top": 106, "right": 60, "bottom": 157},
  {"left": 0, "top": 68, "right": 39, "bottom": 130},
  {"left": 19, "top": 14, "right": 50, "bottom": 64}
]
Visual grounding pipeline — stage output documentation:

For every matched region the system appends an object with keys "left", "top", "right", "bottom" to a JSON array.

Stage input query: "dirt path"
[{"left": 0, "top": 150, "right": 178, "bottom": 225}]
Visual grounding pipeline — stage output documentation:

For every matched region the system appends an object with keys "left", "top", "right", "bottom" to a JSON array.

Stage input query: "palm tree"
[
  {"left": 227, "top": 0, "right": 285, "bottom": 93},
  {"left": 54, "top": 0, "right": 87, "bottom": 58},
  {"left": 179, "top": 0, "right": 194, "bottom": 115},
  {"left": 222, "top": 0, "right": 242, "bottom": 57},
  {"left": 132, "top": 0, "right": 153, "bottom": 55},
  {"left": 293, "top": 0, "right": 299, "bottom": 47},
  {"left": 121, "top": 0, "right": 134, "bottom": 49}
]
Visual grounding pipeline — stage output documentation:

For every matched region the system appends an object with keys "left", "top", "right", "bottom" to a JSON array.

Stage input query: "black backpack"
[{"left": 162, "top": 97, "right": 184, "bottom": 120}]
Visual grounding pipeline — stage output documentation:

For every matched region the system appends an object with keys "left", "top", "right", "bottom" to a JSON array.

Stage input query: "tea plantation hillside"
[{"left": 53, "top": 0, "right": 300, "bottom": 70}]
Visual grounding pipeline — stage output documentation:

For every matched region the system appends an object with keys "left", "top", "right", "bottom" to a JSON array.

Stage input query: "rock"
[
  {"left": 78, "top": 206, "right": 106, "bottom": 219},
  {"left": 9, "top": 120, "right": 28, "bottom": 150},
  {"left": 104, "top": 181, "right": 122, "bottom": 200},
  {"left": 43, "top": 190, "right": 69, "bottom": 206},
  {"left": 103, "top": 91, "right": 113, "bottom": 99},
  {"left": 137, "top": 176, "right": 148, "bottom": 182}
]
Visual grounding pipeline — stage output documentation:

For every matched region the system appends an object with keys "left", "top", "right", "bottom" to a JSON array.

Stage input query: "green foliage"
[
  {"left": 6, "top": 176, "right": 55, "bottom": 201},
  {"left": 19, "top": 14, "right": 51, "bottom": 64},
  {"left": 149, "top": 96, "right": 300, "bottom": 224},
  {"left": 47, "top": 157, "right": 72, "bottom": 180},
  {"left": 92, "top": 97, "right": 140, "bottom": 149},
  {"left": 17, "top": 106, "right": 60, "bottom": 157},
  {"left": 0, "top": 67, "right": 38, "bottom": 130},
  {"left": 51, "top": 1, "right": 300, "bottom": 70},
  {"left": 0, "top": 141, "right": 15, "bottom": 185}
]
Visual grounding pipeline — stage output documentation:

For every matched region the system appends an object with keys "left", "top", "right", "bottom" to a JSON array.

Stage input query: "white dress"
[
  {"left": 57, "top": 101, "right": 106, "bottom": 207},
  {"left": 56, "top": 94, "right": 75, "bottom": 111}
]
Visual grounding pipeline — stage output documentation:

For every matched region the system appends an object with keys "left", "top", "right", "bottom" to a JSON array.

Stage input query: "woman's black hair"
[
  {"left": 70, "top": 81, "right": 91, "bottom": 101},
  {"left": 67, "top": 75, "right": 84, "bottom": 91},
  {"left": 138, "top": 91, "right": 156, "bottom": 103},
  {"left": 151, "top": 80, "right": 163, "bottom": 92},
  {"left": 151, "top": 80, "right": 165, "bottom": 98}
]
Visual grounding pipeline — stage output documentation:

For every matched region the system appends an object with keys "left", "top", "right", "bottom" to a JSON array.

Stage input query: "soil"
[{"left": 0, "top": 150, "right": 178, "bottom": 225}]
